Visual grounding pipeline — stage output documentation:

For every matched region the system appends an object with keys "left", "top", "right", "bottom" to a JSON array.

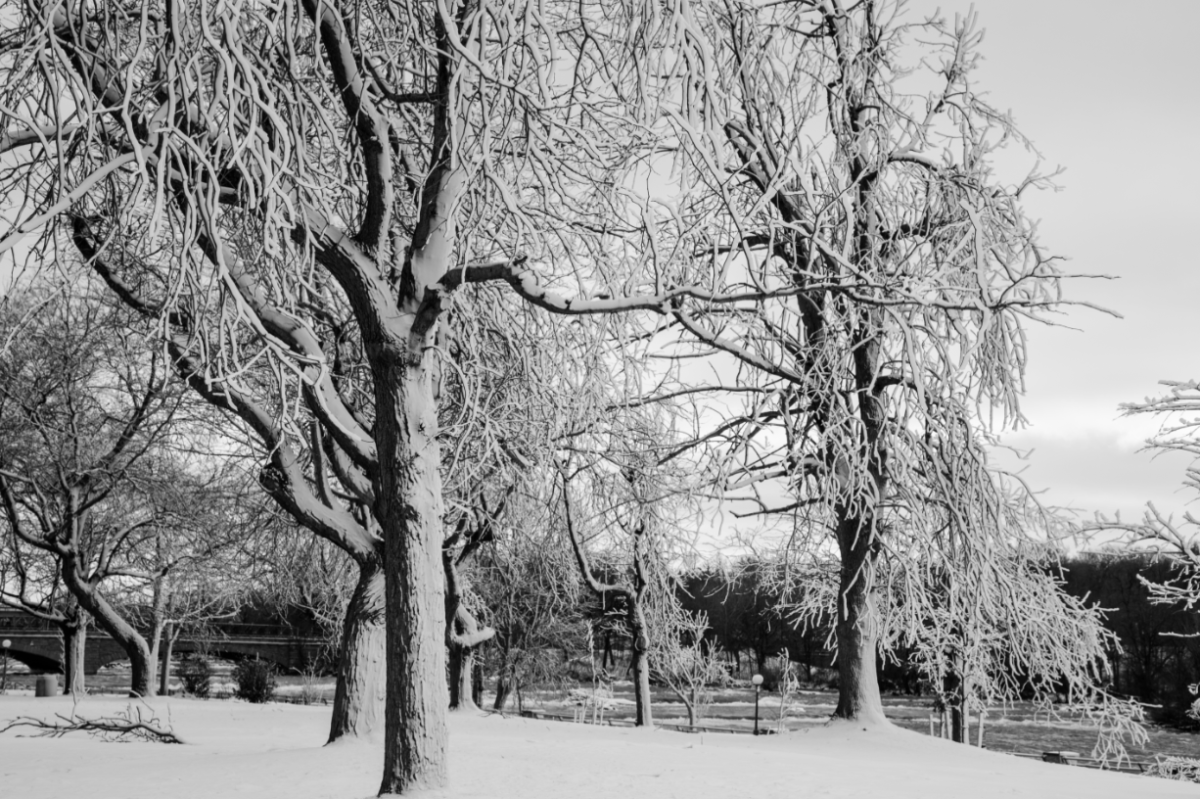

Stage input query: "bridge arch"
[{"left": 1, "top": 645, "right": 61, "bottom": 673}]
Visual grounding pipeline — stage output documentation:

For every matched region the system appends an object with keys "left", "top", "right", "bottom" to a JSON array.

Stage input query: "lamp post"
[
  {"left": 1, "top": 639, "right": 10, "bottom": 694},
  {"left": 751, "top": 673, "right": 764, "bottom": 736}
]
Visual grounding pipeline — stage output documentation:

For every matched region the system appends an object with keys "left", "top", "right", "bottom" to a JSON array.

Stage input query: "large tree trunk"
[
  {"left": 944, "top": 670, "right": 965, "bottom": 743},
  {"left": 59, "top": 613, "right": 87, "bottom": 696},
  {"left": 443, "top": 526, "right": 494, "bottom": 714},
  {"left": 377, "top": 359, "right": 448, "bottom": 795},
  {"left": 831, "top": 514, "right": 885, "bottom": 725},
  {"left": 329, "top": 558, "right": 386, "bottom": 743},
  {"left": 447, "top": 644, "right": 478, "bottom": 712}
]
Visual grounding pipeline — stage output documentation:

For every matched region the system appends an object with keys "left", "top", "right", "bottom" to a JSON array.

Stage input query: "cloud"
[{"left": 994, "top": 425, "right": 1196, "bottom": 523}]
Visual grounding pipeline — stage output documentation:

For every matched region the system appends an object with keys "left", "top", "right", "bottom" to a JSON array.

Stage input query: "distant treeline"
[{"left": 1058, "top": 552, "right": 1200, "bottom": 727}]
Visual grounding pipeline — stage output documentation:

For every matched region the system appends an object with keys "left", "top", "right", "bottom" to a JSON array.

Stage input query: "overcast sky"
[{"left": 898, "top": 0, "right": 1200, "bottom": 524}]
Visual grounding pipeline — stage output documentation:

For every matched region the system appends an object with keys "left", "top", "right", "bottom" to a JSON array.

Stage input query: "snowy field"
[{"left": 1, "top": 694, "right": 1197, "bottom": 799}]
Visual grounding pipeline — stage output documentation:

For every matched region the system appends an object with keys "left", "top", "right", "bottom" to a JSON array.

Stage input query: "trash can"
[{"left": 35, "top": 674, "right": 59, "bottom": 697}]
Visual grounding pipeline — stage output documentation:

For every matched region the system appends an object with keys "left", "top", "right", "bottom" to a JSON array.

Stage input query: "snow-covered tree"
[
  {"left": 0, "top": 0, "right": 1104, "bottom": 785},
  {"left": 646, "top": 587, "right": 728, "bottom": 728},
  {"left": 1108, "top": 381, "right": 1200, "bottom": 607},
  {"left": 474, "top": 492, "right": 584, "bottom": 713},
  {"left": 0, "top": 0, "right": 733, "bottom": 787},
  {"left": 641, "top": 1, "right": 1074, "bottom": 723}
]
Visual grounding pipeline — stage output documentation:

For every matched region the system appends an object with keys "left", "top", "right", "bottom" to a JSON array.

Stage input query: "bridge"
[{"left": 0, "top": 610, "right": 328, "bottom": 675}]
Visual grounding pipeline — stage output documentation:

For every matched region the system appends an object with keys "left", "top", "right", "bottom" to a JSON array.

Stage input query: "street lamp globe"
[{"left": 751, "top": 673, "right": 764, "bottom": 735}]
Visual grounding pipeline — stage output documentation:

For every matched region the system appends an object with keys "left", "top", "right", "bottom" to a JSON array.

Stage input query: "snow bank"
[{"left": 0, "top": 695, "right": 1194, "bottom": 798}]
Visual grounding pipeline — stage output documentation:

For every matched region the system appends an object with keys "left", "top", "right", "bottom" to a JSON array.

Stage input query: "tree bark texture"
[
  {"left": 493, "top": 670, "right": 512, "bottom": 712},
  {"left": 329, "top": 559, "right": 386, "bottom": 742},
  {"left": 832, "top": 514, "right": 885, "bottom": 725},
  {"left": 159, "top": 627, "right": 174, "bottom": 696},
  {"left": 944, "top": 671, "right": 965, "bottom": 743},
  {"left": 59, "top": 616, "right": 86, "bottom": 696},
  {"left": 447, "top": 645, "right": 478, "bottom": 712},
  {"left": 443, "top": 539, "right": 493, "bottom": 714},
  {"left": 377, "top": 360, "right": 448, "bottom": 795},
  {"left": 629, "top": 606, "right": 654, "bottom": 728},
  {"left": 471, "top": 660, "right": 484, "bottom": 708}
]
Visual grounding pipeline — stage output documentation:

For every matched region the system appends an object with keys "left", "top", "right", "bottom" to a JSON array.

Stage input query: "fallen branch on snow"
[{"left": 0, "top": 701, "right": 185, "bottom": 744}]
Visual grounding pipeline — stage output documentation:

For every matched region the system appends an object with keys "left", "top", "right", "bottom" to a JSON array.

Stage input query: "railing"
[
  {"left": 516, "top": 709, "right": 766, "bottom": 735},
  {"left": 514, "top": 708, "right": 1162, "bottom": 769},
  {"left": 0, "top": 614, "right": 57, "bottom": 632},
  {"left": 1016, "top": 751, "right": 1153, "bottom": 774}
]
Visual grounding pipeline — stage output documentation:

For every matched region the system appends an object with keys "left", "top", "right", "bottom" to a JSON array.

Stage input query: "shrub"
[
  {"left": 1147, "top": 756, "right": 1200, "bottom": 783},
  {"left": 179, "top": 656, "right": 211, "bottom": 698},
  {"left": 759, "top": 665, "right": 785, "bottom": 692},
  {"left": 232, "top": 657, "right": 276, "bottom": 703},
  {"left": 296, "top": 666, "right": 326, "bottom": 705}
]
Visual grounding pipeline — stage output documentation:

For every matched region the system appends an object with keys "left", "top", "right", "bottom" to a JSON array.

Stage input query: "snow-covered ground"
[{"left": 1, "top": 694, "right": 1195, "bottom": 798}]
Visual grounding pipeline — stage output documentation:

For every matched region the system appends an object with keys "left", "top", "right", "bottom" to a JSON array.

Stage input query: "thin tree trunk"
[
  {"left": 448, "top": 644, "right": 464, "bottom": 708},
  {"left": 471, "top": 659, "right": 484, "bottom": 708},
  {"left": 832, "top": 514, "right": 885, "bottom": 725},
  {"left": 329, "top": 558, "right": 385, "bottom": 742},
  {"left": 159, "top": 625, "right": 174, "bottom": 696},
  {"left": 561, "top": 473, "right": 651, "bottom": 728},
  {"left": 493, "top": 666, "right": 512, "bottom": 712},
  {"left": 629, "top": 605, "right": 653, "bottom": 728},
  {"left": 962, "top": 685, "right": 971, "bottom": 746},
  {"left": 377, "top": 360, "right": 448, "bottom": 795}
]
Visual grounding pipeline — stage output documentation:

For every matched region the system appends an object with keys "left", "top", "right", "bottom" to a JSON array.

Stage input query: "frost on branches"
[
  {"left": 1098, "top": 381, "right": 1200, "bottom": 610},
  {"left": 776, "top": 476, "right": 1148, "bottom": 760},
  {"left": 633, "top": 0, "right": 1102, "bottom": 727}
]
